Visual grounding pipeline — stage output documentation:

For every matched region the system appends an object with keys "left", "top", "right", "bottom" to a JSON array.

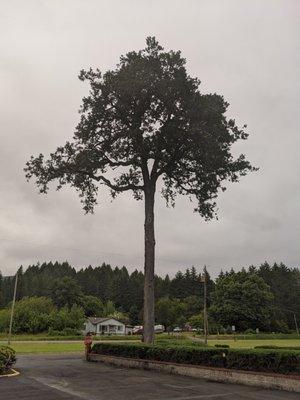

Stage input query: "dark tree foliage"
[
  {"left": 1, "top": 261, "right": 299, "bottom": 332},
  {"left": 0, "top": 261, "right": 158, "bottom": 315},
  {"left": 24, "top": 38, "right": 255, "bottom": 342},
  {"left": 170, "top": 268, "right": 214, "bottom": 305},
  {"left": 214, "top": 263, "right": 300, "bottom": 331},
  {"left": 80, "top": 295, "right": 103, "bottom": 317},
  {"left": 210, "top": 270, "right": 274, "bottom": 331},
  {"left": 76, "top": 263, "right": 114, "bottom": 301},
  {"left": 50, "top": 276, "right": 82, "bottom": 309},
  {"left": 256, "top": 262, "right": 300, "bottom": 329},
  {"left": 155, "top": 297, "right": 187, "bottom": 331},
  {"left": 155, "top": 274, "right": 171, "bottom": 300},
  {"left": 0, "top": 272, "right": 3, "bottom": 306}
]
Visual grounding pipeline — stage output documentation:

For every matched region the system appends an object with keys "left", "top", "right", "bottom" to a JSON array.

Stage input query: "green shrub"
[
  {"left": 215, "top": 344, "right": 230, "bottom": 348},
  {"left": 47, "top": 327, "right": 81, "bottom": 336},
  {"left": 92, "top": 343, "right": 227, "bottom": 368},
  {"left": 226, "top": 349, "right": 300, "bottom": 374},
  {"left": 0, "top": 346, "right": 16, "bottom": 374},
  {"left": 91, "top": 342, "right": 300, "bottom": 374},
  {"left": 244, "top": 329, "right": 256, "bottom": 334}
]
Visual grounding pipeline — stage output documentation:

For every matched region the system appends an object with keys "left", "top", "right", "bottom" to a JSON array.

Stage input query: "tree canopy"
[
  {"left": 210, "top": 271, "right": 274, "bottom": 331},
  {"left": 0, "top": 261, "right": 299, "bottom": 334},
  {"left": 25, "top": 37, "right": 255, "bottom": 217},
  {"left": 24, "top": 37, "right": 256, "bottom": 342}
]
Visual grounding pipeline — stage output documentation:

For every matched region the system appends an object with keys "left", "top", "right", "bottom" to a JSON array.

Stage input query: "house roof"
[{"left": 87, "top": 317, "right": 124, "bottom": 325}]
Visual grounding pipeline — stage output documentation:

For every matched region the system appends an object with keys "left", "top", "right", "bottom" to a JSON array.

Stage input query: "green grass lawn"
[
  {"left": 0, "top": 339, "right": 140, "bottom": 353},
  {"left": 1, "top": 336, "right": 299, "bottom": 354},
  {"left": 0, "top": 341, "right": 84, "bottom": 353},
  {"left": 0, "top": 333, "right": 142, "bottom": 341}
]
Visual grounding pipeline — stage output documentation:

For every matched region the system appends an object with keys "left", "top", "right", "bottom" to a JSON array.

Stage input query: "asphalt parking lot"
[{"left": 0, "top": 354, "right": 299, "bottom": 400}]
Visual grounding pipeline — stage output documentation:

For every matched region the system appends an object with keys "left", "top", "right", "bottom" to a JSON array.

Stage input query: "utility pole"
[
  {"left": 201, "top": 266, "right": 209, "bottom": 345},
  {"left": 282, "top": 308, "right": 299, "bottom": 336},
  {"left": 8, "top": 272, "right": 18, "bottom": 345},
  {"left": 293, "top": 312, "right": 299, "bottom": 335}
]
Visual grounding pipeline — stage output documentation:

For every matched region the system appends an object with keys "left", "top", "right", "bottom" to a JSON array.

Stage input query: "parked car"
[
  {"left": 154, "top": 324, "right": 165, "bottom": 334},
  {"left": 132, "top": 325, "right": 143, "bottom": 335},
  {"left": 173, "top": 327, "right": 182, "bottom": 332},
  {"left": 132, "top": 325, "right": 166, "bottom": 334}
]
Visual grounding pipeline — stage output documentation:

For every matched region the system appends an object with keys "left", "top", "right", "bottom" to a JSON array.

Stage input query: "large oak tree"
[
  {"left": 210, "top": 271, "right": 274, "bottom": 331},
  {"left": 25, "top": 37, "right": 256, "bottom": 343}
]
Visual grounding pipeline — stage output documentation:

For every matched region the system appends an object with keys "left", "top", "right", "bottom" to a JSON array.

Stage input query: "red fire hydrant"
[{"left": 84, "top": 332, "right": 93, "bottom": 361}]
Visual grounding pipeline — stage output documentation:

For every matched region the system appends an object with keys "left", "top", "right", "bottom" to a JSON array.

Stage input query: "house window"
[{"left": 118, "top": 326, "right": 122, "bottom": 331}]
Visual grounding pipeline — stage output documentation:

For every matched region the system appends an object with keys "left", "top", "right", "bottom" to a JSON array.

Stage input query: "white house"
[{"left": 84, "top": 317, "right": 132, "bottom": 336}]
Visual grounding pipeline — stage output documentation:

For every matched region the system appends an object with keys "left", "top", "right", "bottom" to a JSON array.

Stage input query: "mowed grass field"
[
  {"left": 0, "top": 341, "right": 84, "bottom": 353},
  {"left": 1, "top": 337, "right": 300, "bottom": 353}
]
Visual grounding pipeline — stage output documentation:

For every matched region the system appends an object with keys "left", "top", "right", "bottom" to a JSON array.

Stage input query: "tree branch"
[{"left": 91, "top": 173, "right": 144, "bottom": 192}]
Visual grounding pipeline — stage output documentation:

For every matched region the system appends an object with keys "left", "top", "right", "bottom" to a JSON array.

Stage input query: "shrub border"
[{"left": 91, "top": 342, "right": 300, "bottom": 375}]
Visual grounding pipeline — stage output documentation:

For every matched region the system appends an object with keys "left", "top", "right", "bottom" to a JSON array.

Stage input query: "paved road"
[{"left": 0, "top": 354, "right": 299, "bottom": 400}]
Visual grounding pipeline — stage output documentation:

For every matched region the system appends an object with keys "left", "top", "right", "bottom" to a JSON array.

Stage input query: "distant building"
[{"left": 84, "top": 317, "right": 132, "bottom": 335}]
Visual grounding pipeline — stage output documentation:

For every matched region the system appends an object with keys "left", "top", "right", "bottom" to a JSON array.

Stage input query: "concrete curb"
[
  {"left": 0, "top": 369, "right": 20, "bottom": 378},
  {"left": 89, "top": 353, "right": 300, "bottom": 393}
]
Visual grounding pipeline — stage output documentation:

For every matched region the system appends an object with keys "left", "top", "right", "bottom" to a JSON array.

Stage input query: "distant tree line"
[{"left": 0, "top": 261, "right": 299, "bottom": 334}]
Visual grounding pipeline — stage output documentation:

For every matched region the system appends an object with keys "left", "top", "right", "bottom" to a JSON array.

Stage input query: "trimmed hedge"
[
  {"left": 91, "top": 342, "right": 300, "bottom": 374},
  {"left": 0, "top": 346, "right": 16, "bottom": 374},
  {"left": 227, "top": 349, "right": 300, "bottom": 374},
  {"left": 215, "top": 344, "right": 230, "bottom": 348},
  {"left": 92, "top": 343, "right": 227, "bottom": 369},
  {"left": 92, "top": 342, "right": 227, "bottom": 368}
]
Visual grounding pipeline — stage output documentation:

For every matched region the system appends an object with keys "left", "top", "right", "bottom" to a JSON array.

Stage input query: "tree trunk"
[{"left": 142, "top": 184, "right": 156, "bottom": 343}]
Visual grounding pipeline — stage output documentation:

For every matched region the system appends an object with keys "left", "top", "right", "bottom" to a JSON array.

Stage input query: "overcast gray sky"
[{"left": 0, "top": 0, "right": 299, "bottom": 277}]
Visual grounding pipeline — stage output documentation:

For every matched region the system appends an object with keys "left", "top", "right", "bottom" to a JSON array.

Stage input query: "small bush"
[
  {"left": 215, "top": 344, "right": 230, "bottom": 348},
  {"left": 0, "top": 346, "right": 16, "bottom": 374},
  {"left": 48, "top": 328, "right": 81, "bottom": 337},
  {"left": 91, "top": 342, "right": 300, "bottom": 374},
  {"left": 244, "top": 329, "right": 256, "bottom": 334}
]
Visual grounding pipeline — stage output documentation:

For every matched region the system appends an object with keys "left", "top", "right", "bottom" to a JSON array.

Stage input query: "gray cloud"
[{"left": 0, "top": 0, "right": 299, "bottom": 277}]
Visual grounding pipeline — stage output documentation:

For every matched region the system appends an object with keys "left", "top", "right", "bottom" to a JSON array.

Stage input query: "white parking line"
[
  {"left": 164, "top": 384, "right": 210, "bottom": 390},
  {"left": 31, "top": 376, "right": 100, "bottom": 400}
]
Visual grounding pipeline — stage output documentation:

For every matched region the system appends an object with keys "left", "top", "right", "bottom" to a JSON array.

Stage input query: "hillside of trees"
[{"left": 0, "top": 262, "right": 299, "bottom": 334}]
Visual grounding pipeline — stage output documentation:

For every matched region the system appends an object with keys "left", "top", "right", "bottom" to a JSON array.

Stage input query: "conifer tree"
[{"left": 25, "top": 38, "right": 255, "bottom": 342}]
